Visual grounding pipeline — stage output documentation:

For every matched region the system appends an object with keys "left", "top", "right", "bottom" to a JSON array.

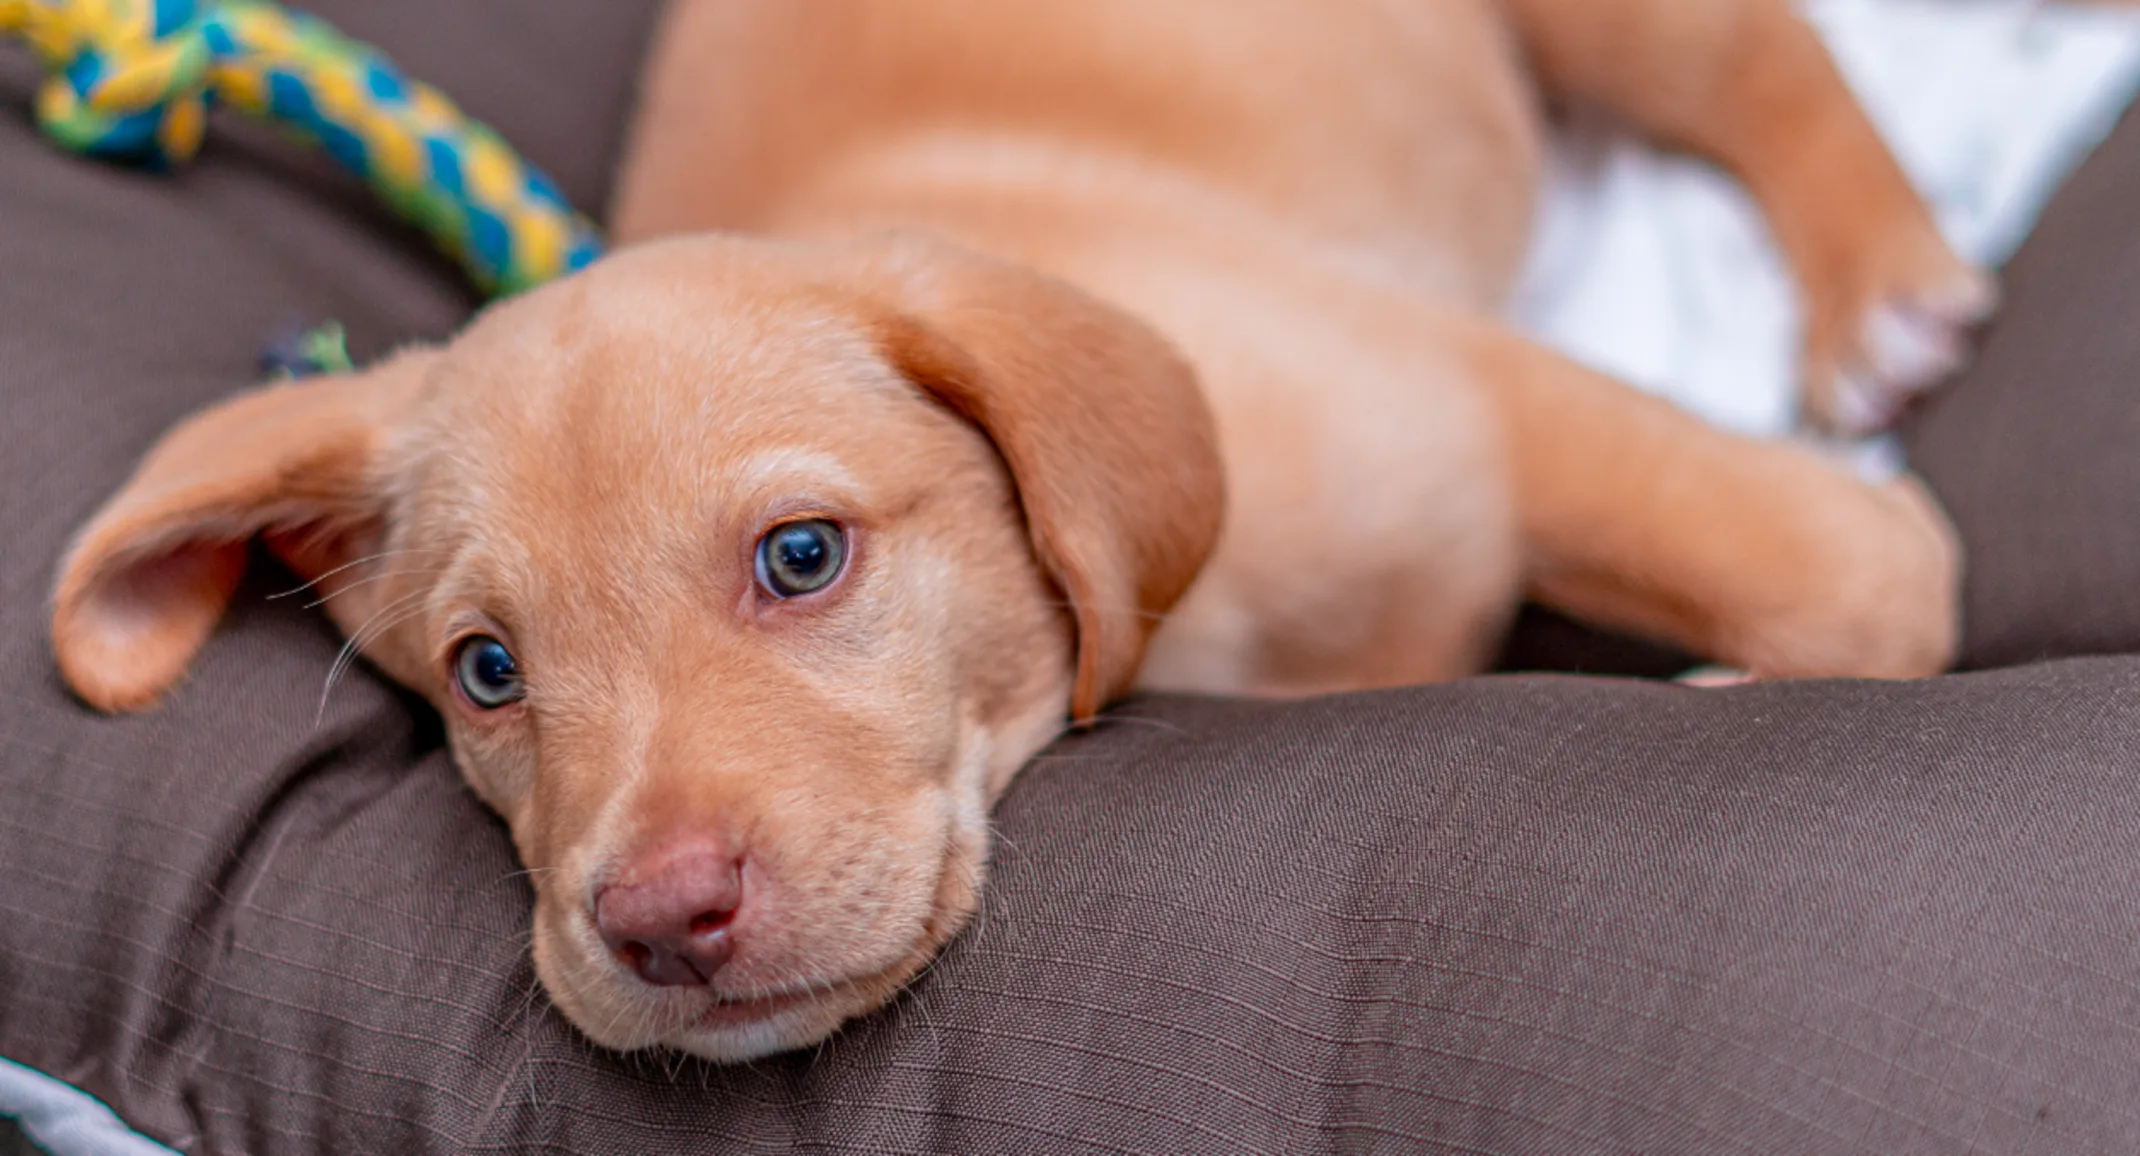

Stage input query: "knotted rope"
[{"left": 0, "top": 0, "right": 603, "bottom": 295}]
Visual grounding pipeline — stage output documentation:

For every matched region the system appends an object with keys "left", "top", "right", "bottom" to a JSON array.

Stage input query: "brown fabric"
[
  {"left": 1905, "top": 102, "right": 2140, "bottom": 670},
  {"left": 9, "top": 4, "right": 2140, "bottom": 1153}
]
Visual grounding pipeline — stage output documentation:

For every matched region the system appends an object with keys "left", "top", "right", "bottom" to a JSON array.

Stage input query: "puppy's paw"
[
  {"left": 1727, "top": 475, "right": 1962, "bottom": 681},
  {"left": 1801, "top": 234, "right": 1998, "bottom": 438}
]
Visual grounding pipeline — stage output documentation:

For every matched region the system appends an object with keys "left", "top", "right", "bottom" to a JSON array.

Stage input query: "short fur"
[{"left": 55, "top": 0, "right": 1980, "bottom": 1059}]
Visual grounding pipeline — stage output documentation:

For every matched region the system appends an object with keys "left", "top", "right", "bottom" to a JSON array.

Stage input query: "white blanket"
[
  {"left": 0, "top": 1057, "right": 175, "bottom": 1156},
  {"left": 1511, "top": 0, "right": 2140, "bottom": 466}
]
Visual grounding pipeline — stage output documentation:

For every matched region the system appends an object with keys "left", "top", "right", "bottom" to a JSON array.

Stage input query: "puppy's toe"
[{"left": 1804, "top": 257, "right": 1998, "bottom": 439}]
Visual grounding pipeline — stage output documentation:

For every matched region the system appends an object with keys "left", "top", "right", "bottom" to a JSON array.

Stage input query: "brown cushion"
[
  {"left": 1904, "top": 103, "right": 2140, "bottom": 670},
  {"left": 8, "top": 6, "right": 2140, "bottom": 1153}
]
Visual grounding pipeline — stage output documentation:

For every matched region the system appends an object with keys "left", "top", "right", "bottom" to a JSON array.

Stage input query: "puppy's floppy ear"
[
  {"left": 844, "top": 238, "right": 1226, "bottom": 722},
  {"left": 52, "top": 349, "right": 436, "bottom": 713}
]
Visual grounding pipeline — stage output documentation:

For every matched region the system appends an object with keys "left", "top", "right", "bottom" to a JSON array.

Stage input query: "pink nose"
[{"left": 593, "top": 840, "right": 746, "bottom": 987}]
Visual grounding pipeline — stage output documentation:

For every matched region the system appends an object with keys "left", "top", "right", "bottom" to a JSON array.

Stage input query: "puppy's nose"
[{"left": 593, "top": 840, "right": 746, "bottom": 987}]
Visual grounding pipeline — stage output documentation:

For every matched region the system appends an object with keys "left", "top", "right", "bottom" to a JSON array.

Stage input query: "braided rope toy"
[{"left": 0, "top": 0, "right": 603, "bottom": 296}]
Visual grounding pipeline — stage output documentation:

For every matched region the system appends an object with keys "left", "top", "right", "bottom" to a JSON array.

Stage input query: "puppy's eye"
[
  {"left": 755, "top": 519, "right": 846, "bottom": 598},
  {"left": 452, "top": 635, "right": 525, "bottom": 709}
]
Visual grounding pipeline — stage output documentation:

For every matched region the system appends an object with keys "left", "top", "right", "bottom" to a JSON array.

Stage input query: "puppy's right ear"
[
  {"left": 51, "top": 349, "right": 436, "bottom": 713},
  {"left": 837, "top": 237, "right": 1226, "bottom": 722}
]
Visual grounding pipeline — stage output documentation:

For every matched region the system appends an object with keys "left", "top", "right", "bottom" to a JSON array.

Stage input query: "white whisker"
[
  {"left": 299, "top": 566, "right": 443, "bottom": 610},
  {"left": 265, "top": 547, "right": 447, "bottom": 599},
  {"left": 312, "top": 589, "right": 432, "bottom": 724}
]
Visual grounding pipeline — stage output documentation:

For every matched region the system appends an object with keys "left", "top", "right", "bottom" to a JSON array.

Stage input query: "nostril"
[
  {"left": 609, "top": 935, "right": 715, "bottom": 987},
  {"left": 591, "top": 849, "right": 748, "bottom": 987}
]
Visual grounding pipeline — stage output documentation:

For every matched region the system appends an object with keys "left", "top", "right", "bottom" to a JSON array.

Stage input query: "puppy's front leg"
[
  {"left": 1458, "top": 318, "right": 1960, "bottom": 679},
  {"left": 1501, "top": 0, "right": 1995, "bottom": 435}
]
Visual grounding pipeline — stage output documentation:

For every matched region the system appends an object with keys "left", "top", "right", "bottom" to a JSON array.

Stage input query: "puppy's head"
[{"left": 50, "top": 235, "right": 1223, "bottom": 1060}]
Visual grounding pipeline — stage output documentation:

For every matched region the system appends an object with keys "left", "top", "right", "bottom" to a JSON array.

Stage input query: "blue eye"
[
  {"left": 755, "top": 520, "right": 846, "bottom": 598},
  {"left": 452, "top": 635, "right": 524, "bottom": 709}
]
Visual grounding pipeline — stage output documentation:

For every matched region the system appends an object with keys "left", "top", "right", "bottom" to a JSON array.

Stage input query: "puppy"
[{"left": 52, "top": 0, "right": 1977, "bottom": 1061}]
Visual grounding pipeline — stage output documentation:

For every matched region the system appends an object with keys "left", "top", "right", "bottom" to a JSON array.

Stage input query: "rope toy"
[{"left": 0, "top": 0, "right": 603, "bottom": 295}]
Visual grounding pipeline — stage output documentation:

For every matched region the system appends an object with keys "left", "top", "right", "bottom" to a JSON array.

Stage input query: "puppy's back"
[{"left": 612, "top": 0, "right": 1545, "bottom": 300}]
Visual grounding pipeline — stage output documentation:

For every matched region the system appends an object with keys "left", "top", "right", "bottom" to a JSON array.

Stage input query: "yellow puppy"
[{"left": 54, "top": 0, "right": 1975, "bottom": 1060}]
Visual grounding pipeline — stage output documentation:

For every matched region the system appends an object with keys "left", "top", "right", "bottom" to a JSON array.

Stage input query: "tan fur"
[{"left": 55, "top": 0, "right": 1976, "bottom": 1058}]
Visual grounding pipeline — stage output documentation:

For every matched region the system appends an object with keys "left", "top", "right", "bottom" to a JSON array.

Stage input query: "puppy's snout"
[{"left": 593, "top": 839, "right": 747, "bottom": 987}]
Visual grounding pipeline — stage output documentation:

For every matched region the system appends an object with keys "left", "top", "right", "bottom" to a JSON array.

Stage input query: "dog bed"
[{"left": 9, "top": 2, "right": 2140, "bottom": 1151}]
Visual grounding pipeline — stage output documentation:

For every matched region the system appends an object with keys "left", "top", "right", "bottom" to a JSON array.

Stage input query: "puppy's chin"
[
  {"left": 660, "top": 948, "right": 943, "bottom": 1062},
  {"left": 529, "top": 826, "right": 987, "bottom": 1063}
]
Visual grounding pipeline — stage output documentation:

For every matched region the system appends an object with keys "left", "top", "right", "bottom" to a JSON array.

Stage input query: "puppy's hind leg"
[
  {"left": 1454, "top": 316, "right": 1960, "bottom": 679},
  {"left": 1500, "top": 0, "right": 1996, "bottom": 435}
]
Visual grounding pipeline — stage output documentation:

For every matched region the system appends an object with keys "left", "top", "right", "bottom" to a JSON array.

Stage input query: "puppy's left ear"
[
  {"left": 844, "top": 237, "right": 1226, "bottom": 721},
  {"left": 51, "top": 349, "right": 436, "bottom": 713}
]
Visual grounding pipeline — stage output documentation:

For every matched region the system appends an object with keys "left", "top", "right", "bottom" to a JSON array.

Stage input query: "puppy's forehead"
[
  {"left": 456, "top": 268, "right": 903, "bottom": 446},
  {"left": 410, "top": 276, "right": 939, "bottom": 535}
]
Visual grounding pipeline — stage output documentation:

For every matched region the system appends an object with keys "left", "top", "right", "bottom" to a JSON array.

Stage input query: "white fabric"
[
  {"left": 0, "top": 1057, "right": 176, "bottom": 1156},
  {"left": 1511, "top": 0, "right": 2140, "bottom": 455}
]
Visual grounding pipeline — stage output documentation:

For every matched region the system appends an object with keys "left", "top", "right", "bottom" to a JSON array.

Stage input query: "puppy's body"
[
  {"left": 615, "top": 0, "right": 1972, "bottom": 695},
  {"left": 620, "top": 0, "right": 1545, "bottom": 306},
  {"left": 55, "top": 0, "right": 1981, "bottom": 1060}
]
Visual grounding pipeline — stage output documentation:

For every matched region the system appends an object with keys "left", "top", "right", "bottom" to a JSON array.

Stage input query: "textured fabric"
[
  {"left": 11, "top": 630, "right": 2140, "bottom": 1152},
  {"left": 1906, "top": 100, "right": 2140, "bottom": 668},
  {"left": 9, "top": 2, "right": 2140, "bottom": 1153}
]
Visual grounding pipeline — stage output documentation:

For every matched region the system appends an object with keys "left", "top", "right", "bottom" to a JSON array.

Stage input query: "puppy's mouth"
[
  {"left": 628, "top": 953, "right": 931, "bottom": 1061},
  {"left": 692, "top": 983, "right": 823, "bottom": 1028},
  {"left": 681, "top": 939, "right": 937, "bottom": 1030}
]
